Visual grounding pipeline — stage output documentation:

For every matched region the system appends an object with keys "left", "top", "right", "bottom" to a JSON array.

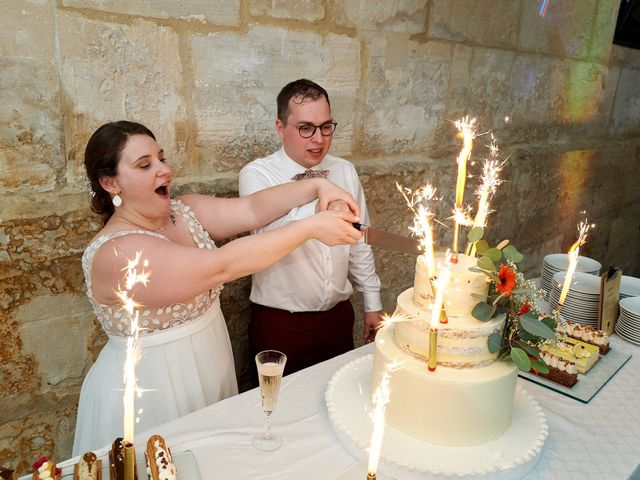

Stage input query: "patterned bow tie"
[{"left": 291, "top": 169, "right": 329, "bottom": 181}]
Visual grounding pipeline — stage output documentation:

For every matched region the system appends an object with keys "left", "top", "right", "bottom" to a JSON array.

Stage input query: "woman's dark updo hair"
[{"left": 85, "top": 121, "right": 156, "bottom": 224}]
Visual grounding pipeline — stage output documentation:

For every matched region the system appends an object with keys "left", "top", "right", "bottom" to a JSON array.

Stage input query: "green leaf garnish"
[
  {"left": 477, "top": 255, "right": 495, "bottom": 272},
  {"left": 520, "top": 313, "right": 556, "bottom": 339},
  {"left": 541, "top": 316, "right": 557, "bottom": 331},
  {"left": 530, "top": 358, "right": 549, "bottom": 374},
  {"left": 485, "top": 248, "right": 503, "bottom": 262},
  {"left": 475, "top": 239, "right": 489, "bottom": 254},
  {"left": 510, "top": 347, "right": 532, "bottom": 371},
  {"left": 488, "top": 332, "right": 502, "bottom": 353},
  {"left": 514, "top": 340, "right": 540, "bottom": 358},
  {"left": 468, "top": 226, "right": 484, "bottom": 243},
  {"left": 472, "top": 301, "right": 497, "bottom": 321},
  {"left": 503, "top": 245, "right": 523, "bottom": 263}
]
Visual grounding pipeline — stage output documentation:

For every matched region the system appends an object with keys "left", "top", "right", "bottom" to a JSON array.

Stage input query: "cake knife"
[{"left": 353, "top": 223, "right": 421, "bottom": 255}]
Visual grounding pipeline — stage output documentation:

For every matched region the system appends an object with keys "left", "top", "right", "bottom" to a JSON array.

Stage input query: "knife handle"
[{"left": 353, "top": 222, "right": 363, "bottom": 230}]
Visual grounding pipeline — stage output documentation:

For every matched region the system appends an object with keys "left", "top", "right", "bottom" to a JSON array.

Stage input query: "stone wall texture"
[{"left": 2, "top": 0, "right": 640, "bottom": 473}]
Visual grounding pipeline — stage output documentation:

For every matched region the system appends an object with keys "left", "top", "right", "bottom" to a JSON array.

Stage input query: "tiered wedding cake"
[
  {"left": 372, "top": 253, "right": 518, "bottom": 446},
  {"left": 326, "top": 252, "right": 547, "bottom": 479}
]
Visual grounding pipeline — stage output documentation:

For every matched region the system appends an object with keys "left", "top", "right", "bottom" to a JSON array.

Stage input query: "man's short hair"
[{"left": 277, "top": 79, "right": 331, "bottom": 123}]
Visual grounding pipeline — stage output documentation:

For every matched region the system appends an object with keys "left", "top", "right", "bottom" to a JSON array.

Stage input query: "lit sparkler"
[
  {"left": 556, "top": 216, "right": 593, "bottom": 314},
  {"left": 451, "top": 117, "right": 477, "bottom": 263},
  {"left": 367, "top": 362, "right": 399, "bottom": 479},
  {"left": 465, "top": 135, "right": 505, "bottom": 256},
  {"left": 116, "top": 251, "right": 150, "bottom": 480},
  {"left": 396, "top": 182, "right": 439, "bottom": 279}
]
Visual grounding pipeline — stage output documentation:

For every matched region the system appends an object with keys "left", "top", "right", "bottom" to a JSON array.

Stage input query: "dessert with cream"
[
  {"left": 74, "top": 452, "right": 101, "bottom": 480},
  {"left": 565, "top": 321, "right": 610, "bottom": 355},
  {"left": 145, "top": 435, "right": 177, "bottom": 480},
  {"left": 538, "top": 350, "right": 578, "bottom": 387},
  {"left": 31, "top": 457, "right": 61, "bottom": 480},
  {"left": 540, "top": 337, "right": 600, "bottom": 375}
]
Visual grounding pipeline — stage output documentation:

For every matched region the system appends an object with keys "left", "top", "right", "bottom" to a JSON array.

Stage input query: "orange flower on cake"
[{"left": 496, "top": 263, "right": 516, "bottom": 296}]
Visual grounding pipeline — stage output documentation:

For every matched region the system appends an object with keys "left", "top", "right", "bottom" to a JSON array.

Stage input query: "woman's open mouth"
[{"left": 155, "top": 185, "right": 170, "bottom": 198}]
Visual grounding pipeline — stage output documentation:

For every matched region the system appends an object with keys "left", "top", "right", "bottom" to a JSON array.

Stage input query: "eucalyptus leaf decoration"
[{"left": 467, "top": 228, "right": 556, "bottom": 373}]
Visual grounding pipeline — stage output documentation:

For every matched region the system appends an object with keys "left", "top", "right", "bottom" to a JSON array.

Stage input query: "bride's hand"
[
  {"left": 315, "top": 179, "right": 360, "bottom": 218},
  {"left": 305, "top": 210, "right": 361, "bottom": 246}
]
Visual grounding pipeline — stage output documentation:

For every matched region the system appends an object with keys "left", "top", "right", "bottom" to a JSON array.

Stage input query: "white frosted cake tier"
[
  {"left": 413, "top": 253, "right": 489, "bottom": 316},
  {"left": 395, "top": 288, "right": 506, "bottom": 367},
  {"left": 375, "top": 324, "right": 517, "bottom": 446},
  {"left": 326, "top": 354, "right": 547, "bottom": 480}
]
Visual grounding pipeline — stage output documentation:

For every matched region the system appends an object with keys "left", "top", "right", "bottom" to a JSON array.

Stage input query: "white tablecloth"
[{"left": 59, "top": 336, "right": 640, "bottom": 480}]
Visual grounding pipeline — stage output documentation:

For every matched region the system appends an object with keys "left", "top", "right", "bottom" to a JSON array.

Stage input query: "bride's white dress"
[{"left": 72, "top": 199, "right": 238, "bottom": 455}]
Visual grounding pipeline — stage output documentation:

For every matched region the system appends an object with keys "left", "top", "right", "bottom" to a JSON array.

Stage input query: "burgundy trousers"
[{"left": 249, "top": 300, "right": 355, "bottom": 378}]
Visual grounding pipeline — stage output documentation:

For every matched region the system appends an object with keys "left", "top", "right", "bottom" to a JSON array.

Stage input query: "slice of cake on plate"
[
  {"left": 565, "top": 321, "right": 610, "bottom": 354},
  {"left": 537, "top": 350, "right": 578, "bottom": 387},
  {"left": 541, "top": 337, "right": 600, "bottom": 374}
]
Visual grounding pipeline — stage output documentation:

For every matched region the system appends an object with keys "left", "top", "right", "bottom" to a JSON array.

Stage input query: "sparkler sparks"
[
  {"left": 465, "top": 135, "right": 506, "bottom": 256},
  {"left": 556, "top": 215, "right": 594, "bottom": 312},
  {"left": 117, "top": 251, "right": 150, "bottom": 443},
  {"left": 396, "top": 182, "right": 439, "bottom": 279},
  {"left": 451, "top": 117, "right": 477, "bottom": 262},
  {"left": 367, "top": 362, "right": 400, "bottom": 478}
]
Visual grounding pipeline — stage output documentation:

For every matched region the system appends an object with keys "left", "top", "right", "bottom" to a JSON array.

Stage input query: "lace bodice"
[{"left": 82, "top": 199, "right": 223, "bottom": 337}]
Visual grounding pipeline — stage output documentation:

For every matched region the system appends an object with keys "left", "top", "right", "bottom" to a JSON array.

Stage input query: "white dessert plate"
[
  {"left": 552, "top": 271, "right": 602, "bottom": 295},
  {"left": 544, "top": 254, "right": 601, "bottom": 273},
  {"left": 616, "top": 322, "right": 640, "bottom": 338},
  {"left": 620, "top": 275, "right": 640, "bottom": 298},
  {"left": 619, "top": 296, "right": 640, "bottom": 316},
  {"left": 615, "top": 324, "right": 640, "bottom": 346}
]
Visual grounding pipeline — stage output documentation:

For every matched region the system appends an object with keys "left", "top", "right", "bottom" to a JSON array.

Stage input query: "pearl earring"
[{"left": 112, "top": 194, "right": 122, "bottom": 207}]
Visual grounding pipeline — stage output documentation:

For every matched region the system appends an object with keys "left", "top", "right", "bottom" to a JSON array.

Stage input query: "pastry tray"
[
  {"left": 53, "top": 450, "right": 202, "bottom": 480},
  {"left": 518, "top": 347, "right": 632, "bottom": 403}
]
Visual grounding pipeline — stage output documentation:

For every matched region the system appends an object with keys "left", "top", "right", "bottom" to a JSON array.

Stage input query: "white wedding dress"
[{"left": 73, "top": 199, "right": 238, "bottom": 456}]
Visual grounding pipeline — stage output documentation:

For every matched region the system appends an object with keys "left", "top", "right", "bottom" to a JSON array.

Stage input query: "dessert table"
[{"left": 58, "top": 336, "right": 640, "bottom": 480}]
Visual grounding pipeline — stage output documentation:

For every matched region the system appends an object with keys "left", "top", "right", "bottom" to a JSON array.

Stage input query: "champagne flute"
[{"left": 252, "top": 350, "right": 287, "bottom": 451}]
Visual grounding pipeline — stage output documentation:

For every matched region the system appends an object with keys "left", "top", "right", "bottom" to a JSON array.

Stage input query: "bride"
[{"left": 73, "top": 121, "right": 361, "bottom": 454}]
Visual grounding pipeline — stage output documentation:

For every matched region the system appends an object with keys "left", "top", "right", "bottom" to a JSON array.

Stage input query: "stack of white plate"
[
  {"left": 549, "top": 271, "right": 601, "bottom": 327},
  {"left": 620, "top": 275, "right": 640, "bottom": 300},
  {"left": 540, "top": 254, "right": 601, "bottom": 299},
  {"left": 616, "top": 297, "right": 640, "bottom": 345}
]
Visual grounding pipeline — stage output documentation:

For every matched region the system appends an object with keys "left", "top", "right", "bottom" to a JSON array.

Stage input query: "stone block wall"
[{"left": 2, "top": 0, "right": 640, "bottom": 473}]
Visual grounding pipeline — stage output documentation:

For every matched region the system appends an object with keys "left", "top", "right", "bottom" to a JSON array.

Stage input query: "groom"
[{"left": 239, "top": 79, "right": 382, "bottom": 376}]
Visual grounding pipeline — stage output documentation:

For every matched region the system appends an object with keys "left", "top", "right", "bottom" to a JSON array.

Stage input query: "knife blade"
[{"left": 353, "top": 223, "right": 421, "bottom": 255}]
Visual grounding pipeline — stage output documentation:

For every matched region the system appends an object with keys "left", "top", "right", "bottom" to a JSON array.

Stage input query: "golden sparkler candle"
[
  {"left": 556, "top": 218, "right": 592, "bottom": 313},
  {"left": 451, "top": 117, "right": 476, "bottom": 263},
  {"left": 124, "top": 442, "right": 136, "bottom": 480},
  {"left": 428, "top": 265, "right": 451, "bottom": 371},
  {"left": 427, "top": 327, "right": 438, "bottom": 372}
]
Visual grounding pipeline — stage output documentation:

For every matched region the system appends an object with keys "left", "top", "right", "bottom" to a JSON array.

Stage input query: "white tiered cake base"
[{"left": 326, "top": 355, "right": 548, "bottom": 480}]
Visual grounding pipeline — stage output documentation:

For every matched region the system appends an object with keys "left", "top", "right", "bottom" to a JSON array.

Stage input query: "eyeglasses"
[{"left": 293, "top": 121, "right": 338, "bottom": 138}]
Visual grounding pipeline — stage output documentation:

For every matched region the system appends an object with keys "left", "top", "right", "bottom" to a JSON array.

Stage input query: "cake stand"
[{"left": 326, "top": 354, "right": 548, "bottom": 480}]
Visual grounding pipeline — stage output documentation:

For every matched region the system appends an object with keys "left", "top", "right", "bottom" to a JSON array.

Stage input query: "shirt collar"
[{"left": 277, "top": 147, "right": 329, "bottom": 178}]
